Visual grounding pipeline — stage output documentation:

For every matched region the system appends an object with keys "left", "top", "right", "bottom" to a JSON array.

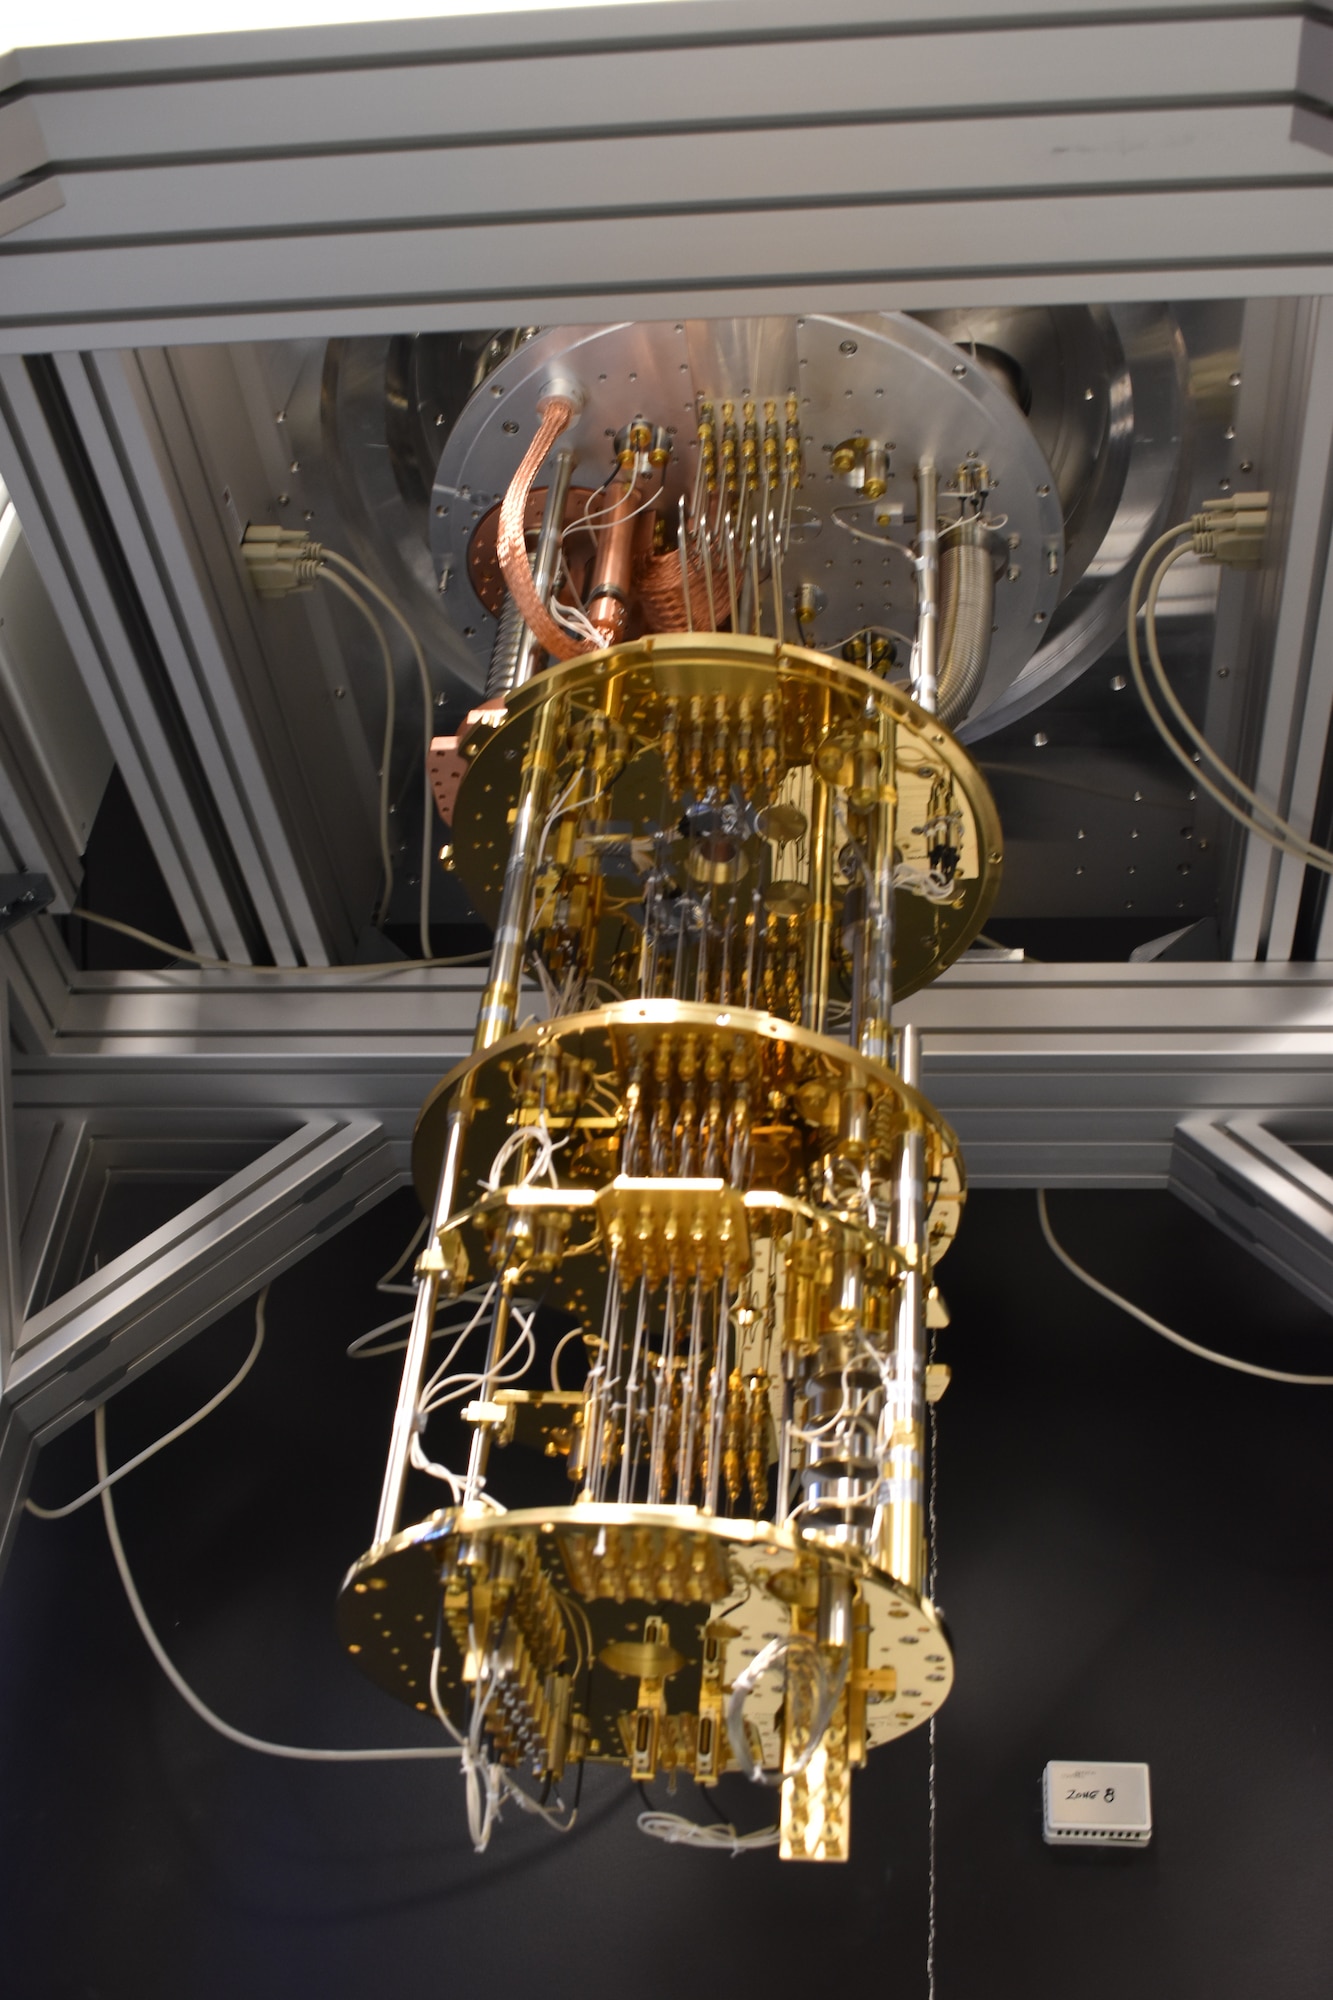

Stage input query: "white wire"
[
  {"left": 321, "top": 569, "right": 396, "bottom": 926},
  {"left": 725, "top": 1633, "right": 847, "bottom": 1786},
  {"left": 321, "top": 550, "right": 438, "bottom": 959},
  {"left": 419, "top": 1284, "right": 500, "bottom": 1405},
  {"left": 436, "top": 1637, "right": 576, "bottom": 1851},
  {"left": 90, "top": 1292, "right": 459, "bottom": 1763},
  {"left": 550, "top": 1325, "right": 587, "bottom": 1390},
  {"left": 347, "top": 1285, "right": 501, "bottom": 1362},
  {"left": 68, "top": 907, "right": 489, "bottom": 972},
  {"left": 27, "top": 1294, "right": 268, "bottom": 1520},
  {"left": 637, "top": 1811, "right": 779, "bottom": 1854},
  {"left": 1128, "top": 529, "right": 1333, "bottom": 876},
  {"left": 1037, "top": 1189, "right": 1333, "bottom": 1385},
  {"left": 420, "top": 1312, "right": 537, "bottom": 1417},
  {"left": 376, "top": 1214, "right": 429, "bottom": 1296}
]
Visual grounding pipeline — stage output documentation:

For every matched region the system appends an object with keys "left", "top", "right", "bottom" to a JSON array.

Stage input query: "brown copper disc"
[{"left": 467, "top": 486, "right": 598, "bottom": 614}]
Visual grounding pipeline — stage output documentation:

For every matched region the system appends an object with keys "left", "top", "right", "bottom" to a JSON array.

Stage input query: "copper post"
[{"left": 585, "top": 467, "right": 644, "bottom": 648}]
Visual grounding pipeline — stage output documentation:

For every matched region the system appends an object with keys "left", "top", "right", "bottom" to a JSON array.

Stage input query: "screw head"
[
  {"left": 1111, "top": 673, "right": 1127, "bottom": 691},
  {"left": 839, "top": 340, "right": 858, "bottom": 355},
  {"left": 1033, "top": 730, "right": 1048, "bottom": 748}
]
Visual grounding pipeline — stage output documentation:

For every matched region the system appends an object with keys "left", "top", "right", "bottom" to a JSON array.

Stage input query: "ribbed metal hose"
[
  {"left": 484, "top": 591, "right": 526, "bottom": 701},
  {"left": 936, "top": 520, "right": 994, "bottom": 728}
]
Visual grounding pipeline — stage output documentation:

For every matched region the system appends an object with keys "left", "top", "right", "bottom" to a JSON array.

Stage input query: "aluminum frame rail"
[
  {"left": 0, "top": 352, "right": 379, "bottom": 964},
  {"left": 8, "top": 925, "right": 1333, "bottom": 1566},
  {"left": 0, "top": 1087, "right": 398, "bottom": 1569},
  {"left": 0, "top": 2, "right": 1329, "bottom": 349},
  {"left": 1171, "top": 1111, "right": 1333, "bottom": 1315}
]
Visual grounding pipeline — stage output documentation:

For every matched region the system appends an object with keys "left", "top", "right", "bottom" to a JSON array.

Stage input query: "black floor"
[{"left": 3, "top": 1186, "right": 1332, "bottom": 2000}]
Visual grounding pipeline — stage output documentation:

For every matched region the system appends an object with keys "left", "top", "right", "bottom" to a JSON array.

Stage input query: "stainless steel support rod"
[
  {"left": 511, "top": 448, "right": 576, "bottom": 694},
  {"left": 373, "top": 1103, "right": 468, "bottom": 1544},
  {"left": 858, "top": 700, "right": 897, "bottom": 1067},
  {"left": 914, "top": 459, "right": 939, "bottom": 716}
]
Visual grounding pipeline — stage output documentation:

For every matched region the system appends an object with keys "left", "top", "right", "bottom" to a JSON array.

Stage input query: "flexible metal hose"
[
  {"left": 936, "top": 521, "right": 994, "bottom": 728},
  {"left": 484, "top": 591, "right": 526, "bottom": 700},
  {"left": 497, "top": 395, "right": 585, "bottom": 662}
]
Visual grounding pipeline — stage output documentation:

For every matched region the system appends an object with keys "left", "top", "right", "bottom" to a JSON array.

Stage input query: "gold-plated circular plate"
[
  {"left": 450, "top": 633, "right": 1002, "bottom": 1002},
  {"left": 410, "top": 996, "right": 965, "bottom": 1273},
  {"left": 338, "top": 1502, "right": 954, "bottom": 1760}
]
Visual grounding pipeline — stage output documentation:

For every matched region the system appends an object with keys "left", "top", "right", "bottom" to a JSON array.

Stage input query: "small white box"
[{"left": 1042, "top": 1761, "right": 1152, "bottom": 1846}]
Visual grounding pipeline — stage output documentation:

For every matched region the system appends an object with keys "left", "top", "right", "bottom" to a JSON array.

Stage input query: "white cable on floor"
[
  {"left": 1036, "top": 1190, "right": 1333, "bottom": 1385},
  {"left": 29, "top": 1285, "right": 462, "bottom": 1765},
  {"left": 26, "top": 1296, "right": 268, "bottom": 1520},
  {"left": 98, "top": 1407, "right": 460, "bottom": 1763}
]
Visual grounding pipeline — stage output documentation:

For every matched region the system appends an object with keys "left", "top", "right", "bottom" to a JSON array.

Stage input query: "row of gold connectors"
[
  {"left": 621, "top": 1031, "right": 756, "bottom": 1183},
  {"left": 660, "top": 691, "right": 783, "bottom": 802},
  {"left": 558, "top": 1521, "right": 734, "bottom": 1605},
  {"left": 697, "top": 395, "right": 802, "bottom": 498},
  {"left": 640, "top": 905, "right": 807, "bottom": 1026},
  {"left": 443, "top": 1540, "right": 574, "bottom": 1773}
]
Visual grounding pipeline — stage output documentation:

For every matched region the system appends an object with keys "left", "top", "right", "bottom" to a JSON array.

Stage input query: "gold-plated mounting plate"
[
  {"left": 338, "top": 1503, "right": 954, "bottom": 1764},
  {"left": 450, "top": 632, "right": 1002, "bottom": 1002},
  {"left": 410, "top": 998, "right": 966, "bottom": 1300}
]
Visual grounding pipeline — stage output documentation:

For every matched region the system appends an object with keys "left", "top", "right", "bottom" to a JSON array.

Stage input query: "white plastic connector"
[
  {"left": 240, "top": 523, "right": 324, "bottom": 596},
  {"left": 1042, "top": 1761, "right": 1152, "bottom": 1846},
  {"left": 1189, "top": 490, "right": 1270, "bottom": 569}
]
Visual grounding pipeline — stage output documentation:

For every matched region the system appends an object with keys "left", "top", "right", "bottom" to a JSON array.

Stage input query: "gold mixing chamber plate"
[{"left": 338, "top": 1503, "right": 954, "bottom": 1761}]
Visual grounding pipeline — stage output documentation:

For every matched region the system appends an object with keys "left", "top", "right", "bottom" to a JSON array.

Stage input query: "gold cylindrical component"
[{"left": 876, "top": 1024, "right": 928, "bottom": 1592}]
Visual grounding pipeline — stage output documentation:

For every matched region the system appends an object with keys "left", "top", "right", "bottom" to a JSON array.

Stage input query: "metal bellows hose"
[{"left": 936, "top": 520, "right": 994, "bottom": 728}]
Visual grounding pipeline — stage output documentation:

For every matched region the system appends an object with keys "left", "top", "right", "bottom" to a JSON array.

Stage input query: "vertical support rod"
[
  {"left": 857, "top": 700, "right": 897, "bottom": 1067},
  {"left": 474, "top": 693, "right": 565, "bottom": 1051},
  {"left": 914, "top": 459, "right": 940, "bottom": 716},
  {"left": 802, "top": 692, "right": 835, "bottom": 1036},
  {"left": 877, "top": 1023, "right": 928, "bottom": 1593},
  {"left": 376, "top": 612, "right": 567, "bottom": 1540},
  {"left": 373, "top": 1103, "right": 468, "bottom": 1544},
  {"left": 463, "top": 1272, "right": 517, "bottom": 1503},
  {"left": 511, "top": 449, "right": 575, "bottom": 694}
]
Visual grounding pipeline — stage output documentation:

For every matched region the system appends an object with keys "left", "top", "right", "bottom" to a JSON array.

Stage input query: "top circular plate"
[
  {"left": 450, "top": 631, "right": 1002, "bottom": 1004},
  {"left": 430, "top": 313, "right": 1065, "bottom": 717}
]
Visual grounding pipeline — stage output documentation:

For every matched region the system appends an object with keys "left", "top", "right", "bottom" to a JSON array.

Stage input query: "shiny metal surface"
[
  {"left": 429, "top": 314, "right": 1064, "bottom": 720},
  {"left": 949, "top": 303, "right": 1192, "bottom": 739}
]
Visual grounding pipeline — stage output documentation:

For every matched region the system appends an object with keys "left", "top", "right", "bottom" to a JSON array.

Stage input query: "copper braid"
[{"left": 497, "top": 395, "right": 586, "bottom": 664}]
